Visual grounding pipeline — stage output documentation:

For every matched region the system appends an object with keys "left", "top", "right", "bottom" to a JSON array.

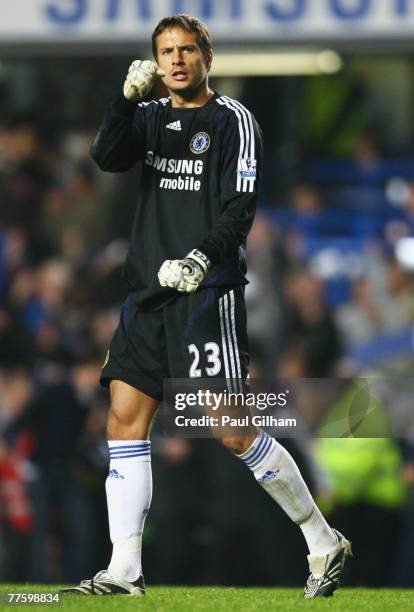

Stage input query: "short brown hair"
[{"left": 152, "top": 14, "right": 213, "bottom": 62}]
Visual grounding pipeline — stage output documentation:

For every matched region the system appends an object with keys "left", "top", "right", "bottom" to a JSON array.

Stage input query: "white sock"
[
  {"left": 106, "top": 440, "right": 152, "bottom": 582},
  {"left": 237, "top": 431, "right": 337, "bottom": 555}
]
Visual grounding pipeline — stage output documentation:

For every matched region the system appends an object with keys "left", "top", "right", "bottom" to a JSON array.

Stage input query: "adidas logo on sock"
[
  {"left": 257, "top": 469, "right": 280, "bottom": 482},
  {"left": 166, "top": 120, "right": 182, "bottom": 131},
  {"left": 108, "top": 468, "right": 125, "bottom": 479}
]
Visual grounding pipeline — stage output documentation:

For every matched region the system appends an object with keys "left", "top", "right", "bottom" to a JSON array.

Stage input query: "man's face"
[{"left": 155, "top": 27, "right": 211, "bottom": 94}]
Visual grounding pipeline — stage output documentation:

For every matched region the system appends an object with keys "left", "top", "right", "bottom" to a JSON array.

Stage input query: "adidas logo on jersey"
[{"left": 166, "top": 120, "right": 182, "bottom": 131}]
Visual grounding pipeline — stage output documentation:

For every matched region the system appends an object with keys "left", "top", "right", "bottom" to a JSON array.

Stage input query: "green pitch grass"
[{"left": 1, "top": 585, "right": 413, "bottom": 611}]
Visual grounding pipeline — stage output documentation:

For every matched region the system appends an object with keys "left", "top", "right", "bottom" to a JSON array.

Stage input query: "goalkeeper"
[{"left": 61, "top": 13, "right": 350, "bottom": 600}]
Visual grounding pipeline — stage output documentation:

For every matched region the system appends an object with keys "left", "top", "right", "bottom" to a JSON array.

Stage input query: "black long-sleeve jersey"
[{"left": 91, "top": 91, "right": 263, "bottom": 311}]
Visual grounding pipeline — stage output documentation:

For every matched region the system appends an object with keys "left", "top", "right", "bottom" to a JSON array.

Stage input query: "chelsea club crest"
[{"left": 190, "top": 132, "right": 210, "bottom": 154}]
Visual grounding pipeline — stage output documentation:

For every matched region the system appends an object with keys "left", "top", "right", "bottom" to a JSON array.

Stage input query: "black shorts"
[{"left": 100, "top": 286, "right": 249, "bottom": 401}]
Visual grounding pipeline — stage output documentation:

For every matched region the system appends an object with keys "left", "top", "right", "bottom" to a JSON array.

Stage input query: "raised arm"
[{"left": 91, "top": 60, "right": 165, "bottom": 172}]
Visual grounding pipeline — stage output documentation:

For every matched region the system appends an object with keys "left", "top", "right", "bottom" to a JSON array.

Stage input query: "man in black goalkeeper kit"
[{"left": 62, "top": 14, "right": 351, "bottom": 599}]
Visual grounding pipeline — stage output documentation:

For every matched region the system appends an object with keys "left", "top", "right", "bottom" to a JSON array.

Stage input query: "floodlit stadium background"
[{"left": 1, "top": 0, "right": 414, "bottom": 588}]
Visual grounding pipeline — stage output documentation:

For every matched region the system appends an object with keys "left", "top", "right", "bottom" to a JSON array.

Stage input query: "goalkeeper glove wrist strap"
[{"left": 185, "top": 249, "right": 211, "bottom": 275}]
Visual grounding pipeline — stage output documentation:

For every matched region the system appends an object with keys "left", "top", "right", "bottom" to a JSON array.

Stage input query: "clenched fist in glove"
[
  {"left": 123, "top": 60, "right": 165, "bottom": 102},
  {"left": 158, "top": 250, "right": 211, "bottom": 294}
]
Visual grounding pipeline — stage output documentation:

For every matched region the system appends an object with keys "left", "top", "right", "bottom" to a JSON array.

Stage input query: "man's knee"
[{"left": 219, "top": 434, "right": 257, "bottom": 455}]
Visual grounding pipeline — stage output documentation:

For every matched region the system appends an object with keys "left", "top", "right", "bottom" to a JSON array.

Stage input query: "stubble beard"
[{"left": 167, "top": 74, "right": 207, "bottom": 99}]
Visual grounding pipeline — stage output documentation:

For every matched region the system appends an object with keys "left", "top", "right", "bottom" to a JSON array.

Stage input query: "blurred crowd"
[{"left": 1, "top": 70, "right": 414, "bottom": 588}]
